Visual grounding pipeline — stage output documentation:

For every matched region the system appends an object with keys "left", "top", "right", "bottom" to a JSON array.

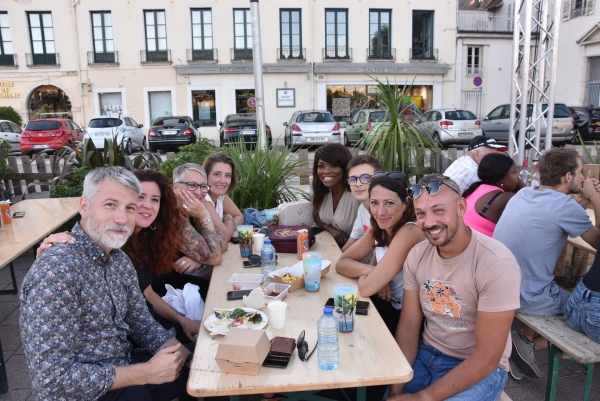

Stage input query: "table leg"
[
  {"left": 545, "top": 344, "right": 559, "bottom": 401},
  {"left": 583, "top": 362, "right": 594, "bottom": 401},
  {"left": 0, "top": 262, "right": 17, "bottom": 295},
  {"left": 0, "top": 337, "right": 8, "bottom": 394}
]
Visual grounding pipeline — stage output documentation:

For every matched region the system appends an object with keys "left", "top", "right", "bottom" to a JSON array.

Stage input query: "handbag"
[
  {"left": 269, "top": 225, "right": 316, "bottom": 253},
  {"left": 278, "top": 201, "right": 314, "bottom": 226}
]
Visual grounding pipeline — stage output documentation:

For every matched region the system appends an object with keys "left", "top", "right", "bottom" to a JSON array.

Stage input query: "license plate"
[
  {"left": 33, "top": 144, "right": 49, "bottom": 149},
  {"left": 458, "top": 132, "right": 473, "bottom": 137},
  {"left": 241, "top": 130, "right": 255, "bottom": 135},
  {"left": 94, "top": 132, "right": 110, "bottom": 138},
  {"left": 308, "top": 137, "right": 326, "bottom": 142},
  {"left": 162, "top": 130, "right": 178, "bottom": 135}
]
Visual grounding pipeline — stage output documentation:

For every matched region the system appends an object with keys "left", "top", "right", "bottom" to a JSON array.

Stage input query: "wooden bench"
[
  {"left": 516, "top": 312, "right": 600, "bottom": 401},
  {"left": 498, "top": 391, "right": 512, "bottom": 401}
]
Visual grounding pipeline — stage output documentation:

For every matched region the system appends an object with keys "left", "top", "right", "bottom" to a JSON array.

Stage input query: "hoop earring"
[{"left": 149, "top": 222, "right": 157, "bottom": 230}]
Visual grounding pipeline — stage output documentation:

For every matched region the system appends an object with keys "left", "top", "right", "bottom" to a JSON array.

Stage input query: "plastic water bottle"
[
  {"left": 531, "top": 162, "right": 540, "bottom": 187},
  {"left": 519, "top": 159, "right": 531, "bottom": 186},
  {"left": 317, "top": 307, "right": 339, "bottom": 370},
  {"left": 261, "top": 239, "right": 276, "bottom": 280}
]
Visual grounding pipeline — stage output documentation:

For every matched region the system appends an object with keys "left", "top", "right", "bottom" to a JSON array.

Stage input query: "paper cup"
[
  {"left": 333, "top": 284, "right": 358, "bottom": 333},
  {"left": 252, "top": 233, "right": 266, "bottom": 254},
  {"left": 267, "top": 301, "right": 287, "bottom": 329},
  {"left": 302, "top": 252, "right": 322, "bottom": 292}
]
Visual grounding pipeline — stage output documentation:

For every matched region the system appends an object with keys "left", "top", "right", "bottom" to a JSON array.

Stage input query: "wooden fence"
[{"left": 0, "top": 154, "right": 68, "bottom": 202}]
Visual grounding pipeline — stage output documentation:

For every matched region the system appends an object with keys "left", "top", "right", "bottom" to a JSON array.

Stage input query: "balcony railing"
[
  {"left": 409, "top": 48, "right": 438, "bottom": 61},
  {"left": 457, "top": 13, "right": 514, "bottom": 32},
  {"left": 0, "top": 54, "right": 17, "bottom": 67},
  {"left": 571, "top": 7, "right": 587, "bottom": 18},
  {"left": 26, "top": 53, "right": 59, "bottom": 67},
  {"left": 231, "top": 48, "right": 253, "bottom": 61},
  {"left": 367, "top": 47, "right": 396, "bottom": 60},
  {"left": 187, "top": 48, "right": 217, "bottom": 62},
  {"left": 466, "top": 66, "right": 483, "bottom": 77},
  {"left": 87, "top": 51, "right": 118, "bottom": 65},
  {"left": 140, "top": 50, "right": 171, "bottom": 63},
  {"left": 323, "top": 47, "right": 352, "bottom": 60},
  {"left": 277, "top": 47, "right": 306, "bottom": 60}
]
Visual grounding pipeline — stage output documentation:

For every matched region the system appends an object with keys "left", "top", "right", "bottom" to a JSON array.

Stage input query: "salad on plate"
[{"left": 204, "top": 307, "right": 268, "bottom": 335}]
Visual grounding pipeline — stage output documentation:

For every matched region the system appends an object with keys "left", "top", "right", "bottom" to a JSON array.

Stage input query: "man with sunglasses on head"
[
  {"left": 444, "top": 136, "right": 509, "bottom": 195},
  {"left": 389, "top": 173, "right": 521, "bottom": 401},
  {"left": 493, "top": 148, "right": 600, "bottom": 380}
]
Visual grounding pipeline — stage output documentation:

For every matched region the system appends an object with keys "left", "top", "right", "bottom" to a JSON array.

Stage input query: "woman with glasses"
[
  {"left": 462, "top": 153, "right": 519, "bottom": 237},
  {"left": 312, "top": 143, "right": 360, "bottom": 247},
  {"left": 336, "top": 173, "right": 425, "bottom": 334}
]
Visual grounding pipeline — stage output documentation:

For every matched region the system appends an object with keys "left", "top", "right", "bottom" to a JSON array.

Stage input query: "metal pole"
[
  {"left": 517, "top": 0, "right": 533, "bottom": 166},
  {"left": 250, "top": 0, "right": 267, "bottom": 150},
  {"left": 508, "top": 0, "right": 522, "bottom": 158},
  {"left": 544, "top": 0, "right": 562, "bottom": 151}
]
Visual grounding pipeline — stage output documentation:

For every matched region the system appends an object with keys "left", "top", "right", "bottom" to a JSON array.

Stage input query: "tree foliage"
[{"left": 0, "top": 106, "right": 22, "bottom": 127}]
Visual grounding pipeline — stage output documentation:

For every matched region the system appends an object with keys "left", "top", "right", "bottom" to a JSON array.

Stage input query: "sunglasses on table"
[
  {"left": 176, "top": 181, "right": 211, "bottom": 193},
  {"left": 297, "top": 330, "right": 317, "bottom": 362},
  {"left": 407, "top": 181, "right": 461, "bottom": 199}
]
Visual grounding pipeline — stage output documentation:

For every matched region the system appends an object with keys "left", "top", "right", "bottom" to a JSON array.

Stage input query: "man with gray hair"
[{"left": 20, "top": 166, "right": 192, "bottom": 401}]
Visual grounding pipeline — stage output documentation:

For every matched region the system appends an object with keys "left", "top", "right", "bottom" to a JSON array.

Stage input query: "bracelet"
[
  {"left": 223, "top": 215, "right": 234, "bottom": 223},
  {"left": 201, "top": 216, "right": 214, "bottom": 226}
]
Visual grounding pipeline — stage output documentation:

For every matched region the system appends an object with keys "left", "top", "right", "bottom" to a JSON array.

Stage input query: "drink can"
[
  {"left": 296, "top": 229, "right": 309, "bottom": 260},
  {"left": 1, "top": 201, "right": 12, "bottom": 224}
]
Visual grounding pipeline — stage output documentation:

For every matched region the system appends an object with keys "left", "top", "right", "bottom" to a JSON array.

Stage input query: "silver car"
[
  {"left": 481, "top": 103, "right": 575, "bottom": 146},
  {"left": 85, "top": 115, "right": 146, "bottom": 154},
  {"left": 283, "top": 110, "right": 341, "bottom": 147},
  {"left": 0, "top": 119, "right": 23, "bottom": 152},
  {"left": 415, "top": 109, "right": 482, "bottom": 148}
]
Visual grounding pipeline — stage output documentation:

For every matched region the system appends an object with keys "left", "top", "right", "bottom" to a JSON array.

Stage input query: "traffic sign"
[
  {"left": 247, "top": 97, "right": 256, "bottom": 108},
  {"left": 473, "top": 76, "right": 483, "bottom": 87}
]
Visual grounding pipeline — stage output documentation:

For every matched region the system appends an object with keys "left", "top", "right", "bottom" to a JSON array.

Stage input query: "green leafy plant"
[
  {"left": 158, "top": 138, "right": 216, "bottom": 181},
  {"left": 0, "top": 106, "right": 22, "bottom": 127},
  {"left": 579, "top": 133, "right": 600, "bottom": 164},
  {"left": 0, "top": 138, "right": 13, "bottom": 177},
  {"left": 359, "top": 75, "right": 440, "bottom": 180},
  {"left": 222, "top": 142, "right": 310, "bottom": 210}
]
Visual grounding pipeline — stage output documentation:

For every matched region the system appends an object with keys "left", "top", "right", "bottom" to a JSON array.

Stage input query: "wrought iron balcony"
[
  {"left": 87, "top": 51, "right": 118, "bottom": 65},
  {"left": 323, "top": 47, "right": 352, "bottom": 61},
  {"left": 187, "top": 48, "right": 217, "bottom": 62},
  {"left": 231, "top": 48, "right": 253, "bottom": 61},
  {"left": 457, "top": 13, "right": 514, "bottom": 32},
  {"left": 141, "top": 50, "right": 171, "bottom": 63},
  {"left": 409, "top": 48, "right": 438, "bottom": 61},
  {"left": 277, "top": 47, "right": 306, "bottom": 60},
  {"left": 26, "top": 53, "right": 59, "bottom": 67},
  {"left": 466, "top": 66, "right": 483, "bottom": 77},
  {"left": 0, "top": 54, "right": 17, "bottom": 67},
  {"left": 367, "top": 47, "right": 396, "bottom": 61},
  {"left": 571, "top": 7, "right": 587, "bottom": 18}
]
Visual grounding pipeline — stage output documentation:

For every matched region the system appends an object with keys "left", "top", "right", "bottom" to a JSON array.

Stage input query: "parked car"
[
  {"left": 20, "top": 119, "right": 84, "bottom": 156},
  {"left": 569, "top": 106, "right": 600, "bottom": 143},
  {"left": 219, "top": 114, "right": 272, "bottom": 148},
  {"left": 481, "top": 103, "right": 575, "bottom": 146},
  {"left": 84, "top": 115, "right": 146, "bottom": 154},
  {"left": 344, "top": 109, "right": 392, "bottom": 146},
  {"left": 400, "top": 102, "right": 423, "bottom": 122},
  {"left": 148, "top": 116, "right": 199, "bottom": 151},
  {"left": 415, "top": 109, "right": 482, "bottom": 148},
  {"left": 0, "top": 119, "right": 23, "bottom": 153},
  {"left": 283, "top": 110, "right": 340, "bottom": 147}
]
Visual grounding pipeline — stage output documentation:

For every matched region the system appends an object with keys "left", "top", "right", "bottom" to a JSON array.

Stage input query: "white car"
[
  {"left": 415, "top": 109, "right": 483, "bottom": 148},
  {"left": 0, "top": 119, "right": 23, "bottom": 153},
  {"left": 85, "top": 115, "right": 146, "bottom": 154}
]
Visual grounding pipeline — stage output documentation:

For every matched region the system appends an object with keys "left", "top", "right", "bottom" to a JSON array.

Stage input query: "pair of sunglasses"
[
  {"left": 347, "top": 174, "right": 372, "bottom": 186},
  {"left": 297, "top": 330, "right": 317, "bottom": 362},
  {"left": 407, "top": 181, "right": 461, "bottom": 199},
  {"left": 372, "top": 171, "right": 407, "bottom": 181}
]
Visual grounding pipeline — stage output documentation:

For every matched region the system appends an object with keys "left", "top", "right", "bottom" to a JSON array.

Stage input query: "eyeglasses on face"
[
  {"left": 177, "top": 181, "right": 211, "bottom": 193},
  {"left": 407, "top": 181, "right": 461, "bottom": 199},
  {"left": 372, "top": 171, "right": 408, "bottom": 181},
  {"left": 347, "top": 174, "right": 372, "bottom": 186},
  {"left": 297, "top": 330, "right": 317, "bottom": 362}
]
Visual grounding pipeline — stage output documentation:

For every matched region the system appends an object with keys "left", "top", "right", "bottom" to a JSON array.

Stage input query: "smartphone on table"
[{"left": 227, "top": 290, "right": 252, "bottom": 300}]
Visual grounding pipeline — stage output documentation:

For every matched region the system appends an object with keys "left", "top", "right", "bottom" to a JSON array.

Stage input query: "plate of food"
[{"left": 204, "top": 307, "right": 268, "bottom": 335}]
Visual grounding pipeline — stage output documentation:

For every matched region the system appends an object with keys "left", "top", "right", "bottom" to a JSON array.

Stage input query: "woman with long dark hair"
[
  {"left": 336, "top": 173, "right": 425, "bottom": 333},
  {"left": 312, "top": 143, "right": 360, "bottom": 247},
  {"left": 462, "top": 152, "right": 519, "bottom": 237}
]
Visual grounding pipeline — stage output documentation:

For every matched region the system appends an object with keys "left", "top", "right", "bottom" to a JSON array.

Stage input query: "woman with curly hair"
[
  {"left": 312, "top": 143, "right": 360, "bottom": 247},
  {"left": 37, "top": 170, "right": 210, "bottom": 344}
]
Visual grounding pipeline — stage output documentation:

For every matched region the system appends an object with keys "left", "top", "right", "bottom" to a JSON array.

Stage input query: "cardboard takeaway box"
[
  {"left": 215, "top": 328, "right": 270, "bottom": 376},
  {"left": 268, "top": 260, "right": 331, "bottom": 292}
]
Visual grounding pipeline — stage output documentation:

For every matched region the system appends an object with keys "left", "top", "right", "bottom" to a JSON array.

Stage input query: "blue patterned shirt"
[{"left": 20, "top": 223, "right": 175, "bottom": 401}]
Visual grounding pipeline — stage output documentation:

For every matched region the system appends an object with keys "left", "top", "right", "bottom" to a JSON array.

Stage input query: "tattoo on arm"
[
  {"left": 181, "top": 221, "right": 211, "bottom": 262},
  {"left": 199, "top": 224, "right": 221, "bottom": 260}
]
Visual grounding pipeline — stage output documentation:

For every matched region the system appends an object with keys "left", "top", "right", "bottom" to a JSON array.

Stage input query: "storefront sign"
[
  {"left": 314, "top": 63, "right": 450, "bottom": 75},
  {"left": 276, "top": 89, "right": 295, "bottom": 108},
  {"left": 175, "top": 64, "right": 311, "bottom": 75},
  {"left": 0, "top": 81, "right": 19, "bottom": 98}
]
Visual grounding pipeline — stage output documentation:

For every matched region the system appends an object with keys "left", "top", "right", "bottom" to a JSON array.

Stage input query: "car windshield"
[
  {"left": 25, "top": 121, "right": 61, "bottom": 131},
  {"left": 445, "top": 110, "right": 477, "bottom": 120},
  {"left": 154, "top": 117, "right": 189, "bottom": 126},
  {"left": 88, "top": 118, "right": 122, "bottom": 128},
  {"left": 298, "top": 112, "right": 334, "bottom": 123},
  {"left": 226, "top": 115, "right": 257, "bottom": 127},
  {"left": 370, "top": 111, "right": 392, "bottom": 122}
]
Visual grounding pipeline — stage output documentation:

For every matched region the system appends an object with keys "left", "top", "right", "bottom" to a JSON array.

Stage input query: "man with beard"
[
  {"left": 494, "top": 148, "right": 600, "bottom": 380},
  {"left": 388, "top": 174, "right": 521, "bottom": 401},
  {"left": 20, "top": 167, "right": 191, "bottom": 401}
]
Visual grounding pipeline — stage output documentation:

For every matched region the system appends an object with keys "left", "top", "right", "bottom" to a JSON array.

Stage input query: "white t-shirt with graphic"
[{"left": 350, "top": 204, "right": 371, "bottom": 240}]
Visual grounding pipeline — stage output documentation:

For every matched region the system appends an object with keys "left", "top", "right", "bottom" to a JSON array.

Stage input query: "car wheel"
[
  {"left": 344, "top": 133, "right": 350, "bottom": 147},
  {"left": 125, "top": 139, "right": 133, "bottom": 155}
]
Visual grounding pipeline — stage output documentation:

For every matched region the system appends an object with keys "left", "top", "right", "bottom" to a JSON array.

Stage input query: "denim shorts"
[
  {"left": 404, "top": 341, "right": 508, "bottom": 401},
  {"left": 564, "top": 279, "right": 600, "bottom": 344}
]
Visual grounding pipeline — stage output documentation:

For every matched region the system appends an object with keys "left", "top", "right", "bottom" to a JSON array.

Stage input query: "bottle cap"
[
  {"left": 265, "top": 239, "right": 271, "bottom": 244},
  {"left": 323, "top": 307, "right": 333, "bottom": 314},
  {"left": 522, "top": 159, "right": 528, "bottom": 167}
]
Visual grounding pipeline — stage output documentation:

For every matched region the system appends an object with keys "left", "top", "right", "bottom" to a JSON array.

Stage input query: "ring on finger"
[{"left": 183, "top": 203, "right": 188, "bottom": 209}]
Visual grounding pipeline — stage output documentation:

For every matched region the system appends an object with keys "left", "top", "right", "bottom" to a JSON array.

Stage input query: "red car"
[{"left": 21, "top": 119, "right": 85, "bottom": 155}]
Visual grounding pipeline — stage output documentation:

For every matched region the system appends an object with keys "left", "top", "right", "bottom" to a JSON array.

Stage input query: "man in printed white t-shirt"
[
  {"left": 341, "top": 155, "right": 382, "bottom": 251},
  {"left": 389, "top": 174, "right": 521, "bottom": 401}
]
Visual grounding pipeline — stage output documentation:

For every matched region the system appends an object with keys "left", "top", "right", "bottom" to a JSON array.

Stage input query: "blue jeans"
[
  {"left": 564, "top": 279, "right": 600, "bottom": 343},
  {"left": 404, "top": 342, "right": 508, "bottom": 401}
]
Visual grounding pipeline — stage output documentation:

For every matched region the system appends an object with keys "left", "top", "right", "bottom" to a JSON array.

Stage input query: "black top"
[{"left": 583, "top": 252, "right": 600, "bottom": 292}]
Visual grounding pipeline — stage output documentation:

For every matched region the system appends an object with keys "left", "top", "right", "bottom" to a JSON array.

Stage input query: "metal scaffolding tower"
[{"left": 508, "top": 0, "right": 562, "bottom": 164}]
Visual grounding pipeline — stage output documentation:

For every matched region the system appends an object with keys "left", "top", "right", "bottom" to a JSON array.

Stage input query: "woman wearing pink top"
[{"left": 462, "top": 153, "right": 519, "bottom": 236}]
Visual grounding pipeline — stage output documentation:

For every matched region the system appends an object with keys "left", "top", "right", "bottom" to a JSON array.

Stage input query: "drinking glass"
[
  {"left": 237, "top": 225, "right": 254, "bottom": 257},
  {"left": 333, "top": 283, "right": 358, "bottom": 332},
  {"left": 302, "top": 252, "right": 322, "bottom": 292}
]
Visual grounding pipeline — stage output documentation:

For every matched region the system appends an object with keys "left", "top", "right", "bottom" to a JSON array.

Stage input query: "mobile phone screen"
[{"left": 227, "top": 290, "right": 252, "bottom": 300}]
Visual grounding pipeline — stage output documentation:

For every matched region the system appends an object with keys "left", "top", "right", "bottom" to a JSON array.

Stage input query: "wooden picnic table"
[{"left": 187, "top": 231, "right": 413, "bottom": 400}]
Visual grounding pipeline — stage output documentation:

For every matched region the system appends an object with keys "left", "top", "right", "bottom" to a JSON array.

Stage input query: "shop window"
[
  {"left": 192, "top": 90, "right": 216, "bottom": 126},
  {"left": 28, "top": 85, "right": 72, "bottom": 121},
  {"left": 149, "top": 91, "right": 172, "bottom": 125},
  {"left": 235, "top": 89, "right": 255, "bottom": 114},
  {"left": 99, "top": 92, "right": 123, "bottom": 116}
]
